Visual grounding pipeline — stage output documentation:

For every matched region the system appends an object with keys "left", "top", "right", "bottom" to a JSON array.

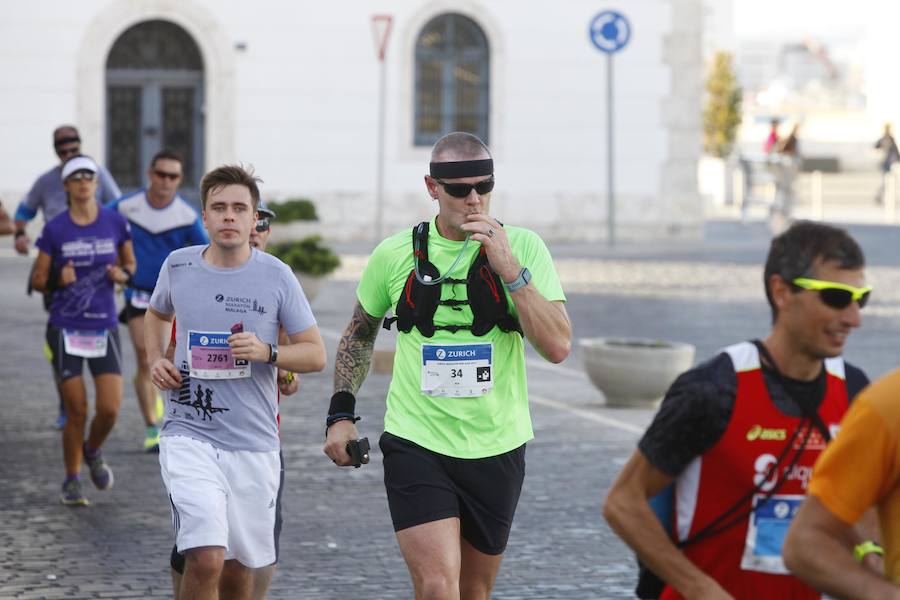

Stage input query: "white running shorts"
[{"left": 159, "top": 435, "right": 281, "bottom": 568}]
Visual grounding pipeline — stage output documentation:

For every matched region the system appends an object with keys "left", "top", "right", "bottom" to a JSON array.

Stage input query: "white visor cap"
[{"left": 61, "top": 156, "right": 99, "bottom": 182}]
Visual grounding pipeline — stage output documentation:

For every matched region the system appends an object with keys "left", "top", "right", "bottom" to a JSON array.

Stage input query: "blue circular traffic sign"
[{"left": 589, "top": 10, "right": 631, "bottom": 54}]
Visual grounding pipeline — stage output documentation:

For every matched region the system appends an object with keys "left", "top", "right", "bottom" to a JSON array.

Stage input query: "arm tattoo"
[{"left": 333, "top": 302, "right": 383, "bottom": 395}]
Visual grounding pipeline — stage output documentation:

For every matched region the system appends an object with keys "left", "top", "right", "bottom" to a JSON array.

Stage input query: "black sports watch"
[{"left": 268, "top": 343, "right": 278, "bottom": 364}]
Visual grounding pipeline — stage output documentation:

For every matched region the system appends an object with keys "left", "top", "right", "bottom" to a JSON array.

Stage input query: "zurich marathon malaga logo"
[
  {"left": 200, "top": 336, "right": 209, "bottom": 346},
  {"left": 215, "top": 294, "right": 224, "bottom": 302},
  {"left": 436, "top": 349, "right": 446, "bottom": 360}
]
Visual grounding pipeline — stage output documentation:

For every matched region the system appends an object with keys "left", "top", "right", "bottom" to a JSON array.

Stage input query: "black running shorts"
[
  {"left": 45, "top": 324, "right": 122, "bottom": 381},
  {"left": 118, "top": 303, "right": 147, "bottom": 324},
  {"left": 379, "top": 431, "right": 526, "bottom": 556}
]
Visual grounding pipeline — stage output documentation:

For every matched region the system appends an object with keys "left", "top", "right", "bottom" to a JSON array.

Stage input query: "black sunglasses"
[
  {"left": 255, "top": 218, "right": 270, "bottom": 232},
  {"left": 66, "top": 170, "right": 97, "bottom": 182},
  {"left": 56, "top": 146, "right": 80, "bottom": 158},
  {"left": 792, "top": 278, "right": 873, "bottom": 309},
  {"left": 435, "top": 176, "right": 495, "bottom": 198},
  {"left": 153, "top": 169, "right": 182, "bottom": 181}
]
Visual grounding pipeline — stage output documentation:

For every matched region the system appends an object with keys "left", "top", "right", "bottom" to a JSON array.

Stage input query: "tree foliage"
[{"left": 703, "top": 52, "right": 742, "bottom": 158}]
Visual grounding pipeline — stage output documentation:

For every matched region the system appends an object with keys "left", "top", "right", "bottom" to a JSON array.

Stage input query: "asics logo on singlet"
[{"left": 746, "top": 424, "right": 787, "bottom": 441}]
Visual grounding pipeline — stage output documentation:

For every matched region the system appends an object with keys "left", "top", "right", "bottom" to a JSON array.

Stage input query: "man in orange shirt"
[{"left": 784, "top": 373, "right": 900, "bottom": 597}]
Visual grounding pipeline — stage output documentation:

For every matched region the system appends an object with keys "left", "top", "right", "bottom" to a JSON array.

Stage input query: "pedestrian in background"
[
  {"left": 874, "top": 122, "right": 899, "bottom": 204},
  {"left": 770, "top": 123, "right": 802, "bottom": 233},
  {"left": 764, "top": 118, "right": 781, "bottom": 154}
]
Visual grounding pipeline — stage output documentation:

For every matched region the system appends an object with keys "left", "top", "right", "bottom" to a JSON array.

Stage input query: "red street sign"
[{"left": 371, "top": 14, "right": 393, "bottom": 62}]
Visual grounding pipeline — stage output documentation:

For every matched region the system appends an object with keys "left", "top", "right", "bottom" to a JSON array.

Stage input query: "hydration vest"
[{"left": 383, "top": 221, "right": 523, "bottom": 338}]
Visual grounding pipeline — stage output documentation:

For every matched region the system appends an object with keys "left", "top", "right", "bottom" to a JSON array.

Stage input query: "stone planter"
[
  {"left": 294, "top": 272, "right": 327, "bottom": 303},
  {"left": 580, "top": 337, "right": 695, "bottom": 407}
]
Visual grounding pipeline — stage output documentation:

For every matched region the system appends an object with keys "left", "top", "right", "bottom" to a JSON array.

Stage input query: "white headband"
[{"left": 61, "top": 156, "right": 98, "bottom": 181}]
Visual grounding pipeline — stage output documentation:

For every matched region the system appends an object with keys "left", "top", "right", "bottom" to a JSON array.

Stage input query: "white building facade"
[{"left": 0, "top": 0, "right": 704, "bottom": 241}]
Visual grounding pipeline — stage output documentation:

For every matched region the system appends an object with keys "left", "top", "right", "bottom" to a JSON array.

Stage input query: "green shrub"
[
  {"left": 267, "top": 198, "right": 318, "bottom": 222},
  {"left": 268, "top": 235, "right": 340, "bottom": 276}
]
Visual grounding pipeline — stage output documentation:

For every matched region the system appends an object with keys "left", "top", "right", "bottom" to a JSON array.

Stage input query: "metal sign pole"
[
  {"left": 589, "top": 9, "right": 630, "bottom": 250},
  {"left": 375, "top": 59, "right": 386, "bottom": 240},
  {"left": 607, "top": 52, "right": 615, "bottom": 248},
  {"left": 371, "top": 15, "right": 393, "bottom": 241}
]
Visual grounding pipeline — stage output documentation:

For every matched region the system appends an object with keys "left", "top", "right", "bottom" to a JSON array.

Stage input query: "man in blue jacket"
[{"left": 108, "top": 150, "right": 208, "bottom": 451}]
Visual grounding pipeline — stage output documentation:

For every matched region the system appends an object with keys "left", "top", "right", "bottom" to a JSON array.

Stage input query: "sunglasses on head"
[
  {"left": 255, "top": 218, "right": 270, "bottom": 232},
  {"left": 66, "top": 170, "right": 97, "bottom": 182},
  {"left": 435, "top": 176, "right": 495, "bottom": 198},
  {"left": 792, "top": 277, "right": 873, "bottom": 309},
  {"left": 153, "top": 169, "right": 181, "bottom": 181}
]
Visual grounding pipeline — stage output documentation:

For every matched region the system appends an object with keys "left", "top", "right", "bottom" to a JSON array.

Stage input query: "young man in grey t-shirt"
[{"left": 145, "top": 165, "right": 326, "bottom": 598}]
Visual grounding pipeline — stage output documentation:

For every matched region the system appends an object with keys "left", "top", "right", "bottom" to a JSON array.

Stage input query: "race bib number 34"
[
  {"left": 188, "top": 331, "right": 250, "bottom": 380},
  {"left": 421, "top": 343, "right": 493, "bottom": 397}
]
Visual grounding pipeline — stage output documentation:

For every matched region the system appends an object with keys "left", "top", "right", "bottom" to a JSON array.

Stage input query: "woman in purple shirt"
[{"left": 30, "top": 155, "right": 136, "bottom": 507}]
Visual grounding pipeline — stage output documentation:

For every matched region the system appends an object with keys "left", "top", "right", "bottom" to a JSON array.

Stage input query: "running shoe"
[
  {"left": 83, "top": 443, "right": 114, "bottom": 491},
  {"left": 143, "top": 426, "right": 160, "bottom": 453},
  {"left": 54, "top": 408, "right": 67, "bottom": 431},
  {"left": 60, "top": 479, "right": 89, "bottom": 507}
]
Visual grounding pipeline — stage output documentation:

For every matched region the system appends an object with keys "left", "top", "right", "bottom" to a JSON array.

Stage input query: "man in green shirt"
[{"left": 323, "top": 132, "right": 571, "bottom": 598}]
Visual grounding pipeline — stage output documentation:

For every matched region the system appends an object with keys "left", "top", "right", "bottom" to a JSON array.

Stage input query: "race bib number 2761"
[{"left": 187, "top": 330, "right": 250, "bottom": 380}]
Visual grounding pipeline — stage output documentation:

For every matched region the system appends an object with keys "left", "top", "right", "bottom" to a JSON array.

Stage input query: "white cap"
[{"left": 60, "top": 156, "right": 98, "bottom": 181}]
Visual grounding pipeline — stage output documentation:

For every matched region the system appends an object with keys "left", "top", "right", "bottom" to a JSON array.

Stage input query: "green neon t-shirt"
[{"left": 357, "top": 217, "right": 566, "bottom": 459}]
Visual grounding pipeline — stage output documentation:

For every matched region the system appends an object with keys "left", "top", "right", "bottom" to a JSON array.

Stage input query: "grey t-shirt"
[{"left": 150, "top": 245, "right": 316, "bottom": 452}]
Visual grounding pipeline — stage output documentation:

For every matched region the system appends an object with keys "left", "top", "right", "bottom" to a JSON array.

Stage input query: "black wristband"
[
  {"left": 122, "top": 267, "right": 134, "bottom": 287},
  {"left": 328, "top": 391, "right": 356, "bottom": 417},
  {"left": 14, "top": 230, "right": 26, "bottom": 240}
]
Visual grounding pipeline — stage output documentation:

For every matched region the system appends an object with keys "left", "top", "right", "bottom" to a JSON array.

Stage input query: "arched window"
[
  {"left": 414, "top": 14, "right": 489, "bottom": 146},
  {"left": 106, "top": 20, "right": 204, "bottom": 197}
]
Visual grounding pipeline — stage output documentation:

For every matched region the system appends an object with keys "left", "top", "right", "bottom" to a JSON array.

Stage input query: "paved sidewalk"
[
  {"left": 2, "top": 219, "right": 899, "bottom": 599},
  {"left": 0, "top": 256, "right": 650, "bottom": 599}
]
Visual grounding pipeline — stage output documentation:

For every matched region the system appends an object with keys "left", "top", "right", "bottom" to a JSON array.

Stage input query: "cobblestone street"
[{"left": 2, "top": 220, "right": 899, "bottom": 599}]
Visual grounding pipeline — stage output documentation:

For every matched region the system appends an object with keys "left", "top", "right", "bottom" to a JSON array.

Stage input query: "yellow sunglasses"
[{"left": 792, "top": 277, "right": 873, "bottom": 309}]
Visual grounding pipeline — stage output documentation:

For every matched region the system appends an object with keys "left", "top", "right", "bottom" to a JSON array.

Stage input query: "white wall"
[{"left": 0, "top": 0, "right": 704, "bottom": 242}]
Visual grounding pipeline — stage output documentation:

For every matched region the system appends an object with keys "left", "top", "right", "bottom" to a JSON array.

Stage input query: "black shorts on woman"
[{"left": 45, "top": 324, "right": 123, "bottom": 381}]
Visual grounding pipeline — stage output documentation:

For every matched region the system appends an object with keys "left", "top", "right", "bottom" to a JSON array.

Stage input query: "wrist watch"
[
  {"left": 504, "top": 267, "right": 532, "bottom": 292},
  {"left": 268, "top": 343, "right": 279, "bottom": 364}
]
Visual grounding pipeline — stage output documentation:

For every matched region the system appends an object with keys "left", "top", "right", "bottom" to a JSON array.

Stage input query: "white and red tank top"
[{"left": 661, "top": 341, "right": 848, "bottom": 600}]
